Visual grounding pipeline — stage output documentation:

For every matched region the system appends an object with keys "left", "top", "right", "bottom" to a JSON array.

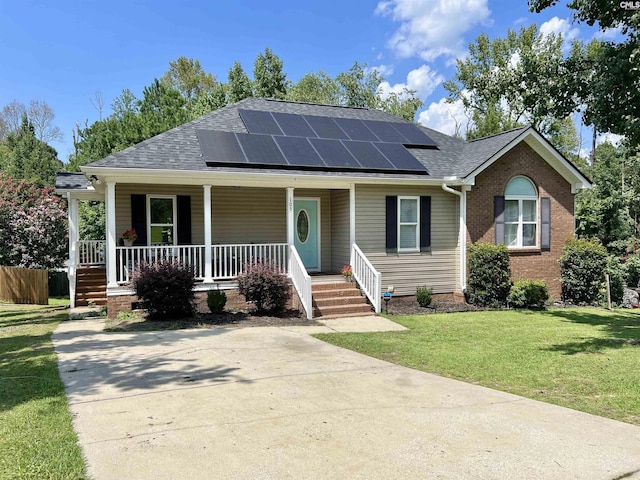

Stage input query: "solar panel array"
[{"left": 197, "top": 108, "right": 437, "bottom": 175}]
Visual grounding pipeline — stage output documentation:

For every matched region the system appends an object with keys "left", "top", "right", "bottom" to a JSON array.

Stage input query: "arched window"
[{"left": 504, "top": 176, "right": 537, "bottom": 247}]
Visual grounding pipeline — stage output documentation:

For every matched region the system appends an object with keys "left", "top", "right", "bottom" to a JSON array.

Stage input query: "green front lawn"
[
  {"left": 316, "top": 308, "right": 640, "bottom": 425},
  {"left": 0, "top": 300, "right": 86, "bottom": 480}
]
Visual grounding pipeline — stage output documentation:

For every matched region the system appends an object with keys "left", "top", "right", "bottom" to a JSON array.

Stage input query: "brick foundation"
[
  {"left": 466, "top": 143, "right": 575, "bottom": 299},
  {"left": 107, "top": 283, "right": 302, "bottom": 318}
]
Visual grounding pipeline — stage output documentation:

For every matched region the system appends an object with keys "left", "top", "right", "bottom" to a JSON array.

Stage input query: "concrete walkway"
[{"left": 53, "top": 317, "right": 640, "bottom": 480}]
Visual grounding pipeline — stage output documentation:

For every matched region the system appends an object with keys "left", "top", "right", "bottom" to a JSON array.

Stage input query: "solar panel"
[
  {"left": 361, "top": 120, "right": 407, "bottom": 143},
  {"left": 343, "top": 141, "right": 394, "bottom": 170},
  {"left": 274, "top": 136, "right": 325, "bottom": 167},
  {"left": 304, "top": 115, "right": 349, "bottom": 140},
  {"left": 197, "top": 130, "right": 247, "bottom": 164},
  {"left": 374, "top": 143, "right": 428, "bottom": 172},
  {"left": 271, "top": 112, "right": 317, "bottom": 138},
  {"left": 238, "top": 109, "right": 283, "bottom": 135},
  {"left": 333, "top": 118, "right": 379, "bottom": 142},
  {"left": 236, "top": 133, "right": 286, "bottom": 165},
  {"left": 389, "top": 122, "right": 436, "bottom": 146},
  {"left": 309, "top": 138, "right": 361, "bottom": 168}
]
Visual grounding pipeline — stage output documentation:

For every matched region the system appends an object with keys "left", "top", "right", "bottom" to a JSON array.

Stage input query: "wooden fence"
[{"left": 0, "top": 266, "right": 48, "bottom": 305}]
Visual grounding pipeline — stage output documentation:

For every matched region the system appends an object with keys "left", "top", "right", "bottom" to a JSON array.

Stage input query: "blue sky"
[{"left": 0, "top": 0, "right": 613, "bottom": 160}]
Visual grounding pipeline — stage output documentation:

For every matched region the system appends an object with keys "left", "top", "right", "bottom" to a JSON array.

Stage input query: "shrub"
[
  {"left": 207, "top": 290, "right": 227, "bottom": 314},
  {"left": 624, "top": 254, "right": 640, "bottom": 288},
  {"left": 237, "top": 262, "right": 290, "bottom": 314},
  {"left": 416, "top": 286, "right": 433, "bottom": 307},
  {"left": 467, "top": 243, "right": 512, "bottom": 307},
  {"left": 507, "top": 279, "right": 549, "bottom": 309},
  {"left": 559, "top": 238, "right": 608, "bottom": 304},
  {"left": 132, "top": 260, "right": 196, "bottom": 320},
  {"left": 604, "top": 256, "right": 625, "bottom": 305}
]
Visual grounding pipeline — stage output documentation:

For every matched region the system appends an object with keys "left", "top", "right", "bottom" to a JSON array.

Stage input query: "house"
[{"left": 56, "top": 98, "right": 591, "bottom": 318}]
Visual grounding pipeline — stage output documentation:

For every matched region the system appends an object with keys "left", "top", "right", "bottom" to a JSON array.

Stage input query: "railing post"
[{"left": 67, "top": 193, "right": 79, "bottom": 308}]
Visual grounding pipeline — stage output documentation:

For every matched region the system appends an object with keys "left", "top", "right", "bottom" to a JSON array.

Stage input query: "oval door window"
[{"left": 296, "top": 209, "right": 309, "bottom": 243}]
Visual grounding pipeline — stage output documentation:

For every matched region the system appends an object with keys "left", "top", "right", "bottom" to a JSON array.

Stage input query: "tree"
[
  {"left": 253, "top": 48, "right": 287, "bottom": 99},
  {"left": 0, "top": 174, "right": 67, "bottom": 269},
  {"left": 161, "top": 56, "right": 218, "bottom": 105},
  {"left": 377, "top": 90, "right": 424, "bottom": 122},
  {"left": 336, "top": 61, "right": 381, "bottom": 108},
  {"left": 189, "top": 83, "right": 227, "bottom": 119},
  {"left": 286, "top": 71, "right": 341, "bottom": 105},
  {"left": 444, "top": 25, "right": 579, "bottom": 139},
  {"left": 529, "top": 0, "right": 640, "bottom": 147},
  {"left": 0, "top": 100, "right": 26, "bottom": 135},
  {"left": 227, "top": 62, "right": 253, "bottom": 103},
  {"left": 139, "top": 79, "right": 189, "bottom": 138},
  {"left": 4, "top": 115, "right": 62, "bottom": 186}
]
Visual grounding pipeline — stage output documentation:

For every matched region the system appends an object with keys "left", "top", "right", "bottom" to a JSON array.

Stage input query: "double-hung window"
[
  {"left": 147, "top": 196, "right": 176, "bottom": 245},
  {"left": 398, "top": 196, "right": 420, "bottom": 252},
  {"left": 504, "top": 177, "right": 537, "bottom": 248}
]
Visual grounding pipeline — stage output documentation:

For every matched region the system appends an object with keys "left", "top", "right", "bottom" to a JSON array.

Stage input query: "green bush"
[
  {"left": 237, "top": 262, "right": 290, "bottom": 314},
  {"left": 132, "top": 260, "right": 195, "bottom": 320},
  {"left": 416, "top": 286, "right": 433, "bottom": 307},
  {"left": 507, "top": 279, "right": 549, "bottom": 309},
  {"left": 623, "top": 253, "right": 640, "bottom": 288},
  {"left": 207, "top": 290, "right": 227, "bottom": 314},
  {"left": 467, "top": 243, "right": 512, "bottom": 307},
  {"left": 559, "top": 238, "right": 608, "bottom": 304},
  {"left": 605, "top": 256, "right": 625, "bottom": 305}
]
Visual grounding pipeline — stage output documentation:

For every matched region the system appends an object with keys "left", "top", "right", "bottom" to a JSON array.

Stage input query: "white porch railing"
[
  {"left": 289, "top": 245, "right": 313, "bottom": 320},
  {"left": 351, "top": 243, "right": 382, "bottom": 313},
  {"left": 211, "top": 243, "right": 288, "bottom": 279},
  {"left": 78, "top": 240, "right": 106, "bottom": 265},
  {"left": 116, "top": 245, "right": 206, "bottom": 284}
]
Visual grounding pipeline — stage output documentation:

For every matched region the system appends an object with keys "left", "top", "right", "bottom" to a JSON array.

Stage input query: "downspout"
[{"left": 441, "top": 183, "right": 467, "bottom": 291}]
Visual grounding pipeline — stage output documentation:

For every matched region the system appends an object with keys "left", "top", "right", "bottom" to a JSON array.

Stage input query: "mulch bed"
[{"left": 382, "top": 296, "right": 486, "bottom": 316}]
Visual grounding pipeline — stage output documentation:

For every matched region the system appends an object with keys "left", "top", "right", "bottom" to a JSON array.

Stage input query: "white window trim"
[
  {"left": 397, "top": 196, "right": 420, "bottom": 253},
  {"left": 505, "top": 176, "right": 538, "bottom": 249},
  {"left": 147, "top": 195, "right": 177, "bottom": 246}
]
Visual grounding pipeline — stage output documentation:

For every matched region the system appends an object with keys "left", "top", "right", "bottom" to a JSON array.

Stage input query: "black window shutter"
[
  {"left": 131, "top": 194, "right": 147, "bottom": 246},
  {"left": 385, "top": 196, "right": 397, "bottom": 252},
  {"left": 494, "top": 196, "right": 505, "bottom": 245},
  {"left": 541, "top": 197, "right": 551, "bottom": 249},
  {"left": 177, "top": 195, "right": 192, "bottom": 245},
  {"left": 420, "top": 196, "right": 431, "bottom": 251}
]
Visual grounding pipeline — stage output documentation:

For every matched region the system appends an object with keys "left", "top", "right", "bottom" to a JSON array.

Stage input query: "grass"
[
  {"left": 0, "top": 298, "right": 86, "bottom": 480},
  {"left": 315, "top": 308, "right": 640, "bottom": 425}
]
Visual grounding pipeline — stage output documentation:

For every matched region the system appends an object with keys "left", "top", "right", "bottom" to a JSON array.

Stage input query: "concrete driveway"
[{"left": 54, "top": 318, "right": 640, "bottom": 480}]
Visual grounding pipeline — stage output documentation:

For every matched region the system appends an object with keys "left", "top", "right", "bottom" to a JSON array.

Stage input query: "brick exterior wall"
[
  {"left": 466, "top": 142, "right": 575, "bottom": 299},
  {"left": 107, "top": 283, "right": 302, "bottom": 318}
]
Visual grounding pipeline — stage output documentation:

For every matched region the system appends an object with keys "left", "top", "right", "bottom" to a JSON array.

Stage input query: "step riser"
[
  {"left": 314, "top": 297, "right": 368, "bottom": 307},
  {"left": 312, "top": 290, "right": 362, "bottom": 299},
  {"left": 314, "top": 305, "right": 373, "bottom": 316},
  {"left": 311, "top": 282, "right": 356, "bottom": 292}
]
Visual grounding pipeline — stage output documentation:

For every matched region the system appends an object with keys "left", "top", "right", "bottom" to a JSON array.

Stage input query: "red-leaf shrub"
[{"left": 237, "top": 262, "right": 290, "bottom": 314}]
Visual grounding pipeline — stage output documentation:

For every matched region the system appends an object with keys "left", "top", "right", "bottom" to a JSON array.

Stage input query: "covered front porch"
[{"left": 64, "top": 178, "right": 382, "bottom": 319}]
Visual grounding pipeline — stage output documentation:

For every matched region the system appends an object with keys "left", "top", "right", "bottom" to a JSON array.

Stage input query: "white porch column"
[
  {"left": 286, "top": 187, "right": 295, "bottom": 246},
  {"left": 67, "top": 193, "right": 79, "bottom": 308},
  {"left": 106, "top": 182, "right": 118, "bottom": 288},
  {"left": 460, "top": 186, "right": 470, "bottom": 291},
  {"left": 203, "top": 185, "right": 213, "bottom": 283}
]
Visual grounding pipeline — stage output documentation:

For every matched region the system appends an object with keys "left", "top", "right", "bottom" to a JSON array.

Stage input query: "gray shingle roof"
[
  {"left": 83, "top": 98, "right": 531, "bottom": 180},
  {"left": 55, "top": 172, "right": 91, "bottom": 190}
]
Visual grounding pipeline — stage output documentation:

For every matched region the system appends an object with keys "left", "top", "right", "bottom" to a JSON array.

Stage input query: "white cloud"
[
  {"left": 539, "top": 16, "right": 580, "bottom": 47},
  {"left": 595, "top": 26, "right": 622, "bottom": 40},
  {"left": 598, "top": 132, "right": 624, "bottom": 146},
  {"left": 375, "top": 0, "right": 492, "bottom": 61},
  {"left": 378, "top": 64, "right": 444, "bottom": 99},
  {"left": 367, "top": 64, "right": 395, "bottom": 77},
  {"left": 417, "top": 97, "right": 470, "bottom": 136}
]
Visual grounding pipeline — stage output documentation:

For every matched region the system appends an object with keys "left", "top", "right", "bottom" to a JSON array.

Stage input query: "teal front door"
[{"left": 294, "top": 199, "right": 320, "bottom": 271}]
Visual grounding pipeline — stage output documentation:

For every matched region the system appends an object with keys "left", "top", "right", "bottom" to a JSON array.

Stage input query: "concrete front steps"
[
  {"left": 312, "top": 281, "right": 374, "bottom": 319},
  {"left": 75, "top": 266, "right": 107, "bottom": 307}
]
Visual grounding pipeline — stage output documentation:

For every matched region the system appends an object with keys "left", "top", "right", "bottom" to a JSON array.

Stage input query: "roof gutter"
[{"left": 441, "top": 183, "right": 467, "bottom": 291}]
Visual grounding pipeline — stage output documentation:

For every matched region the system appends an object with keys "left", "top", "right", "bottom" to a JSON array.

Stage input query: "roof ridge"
[
  {"left": 240, "top": 97, "right": 371, "bottom": 111},
  {"left": 468, "top": 125, "right": 529, "bottom": 143}
]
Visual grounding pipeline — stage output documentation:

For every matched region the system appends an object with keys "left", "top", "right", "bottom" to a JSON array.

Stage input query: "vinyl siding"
[
  {"left": 211, "top": 187, "right": 286, "bottom": 244},
  {"left": 331, "top": 189, "right": 350, "bottom": 272},
  {"left": 355, "top": 184, "right": 459, "bottom": 295},
  {"left": 115, "top": 184, "right": 204, "bottom": 244}
]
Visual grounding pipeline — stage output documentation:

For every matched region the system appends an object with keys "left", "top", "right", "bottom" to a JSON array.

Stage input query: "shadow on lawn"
[{"left": 542, "top": 309, "right": 640, "bottom": 355}]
